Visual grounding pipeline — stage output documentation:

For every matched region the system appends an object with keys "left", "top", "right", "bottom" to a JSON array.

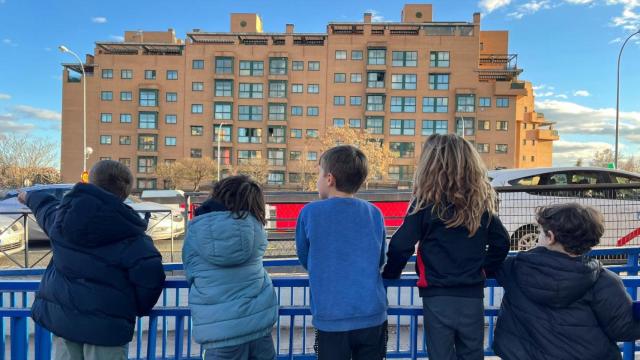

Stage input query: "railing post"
[
  {"left": 175, "top": 315, "right": 184, "bottom": 360},
  {"left": 147, "top": 316, "right": 158, "bottom": 360},
  {"left": 11, "top": 316, "right": 28, "bottom": 360},
  {"left": 34, "top": 324, "right": 52, "bottom": 360}
]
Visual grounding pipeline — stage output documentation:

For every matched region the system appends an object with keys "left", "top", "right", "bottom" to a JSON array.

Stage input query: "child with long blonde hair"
[{"left": 382, "top": 134, "right": 510, "bottom": 360}]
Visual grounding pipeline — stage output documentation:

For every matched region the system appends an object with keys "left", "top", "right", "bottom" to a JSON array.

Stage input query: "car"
[
  {"left": 0, "top": 215, "right": 25, "bottom": 255},
  {"left": 488, "top": 167, "right": 640, "bottom": 250},
  {"left": 140, "top": 190, "right": 186, "bottom": 213},
  {"left": 0, "top": 184, "right": 185, "bottom": 241}
]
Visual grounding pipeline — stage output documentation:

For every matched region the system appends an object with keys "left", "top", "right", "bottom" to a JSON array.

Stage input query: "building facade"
[{"left": 60, "top": 4, "right": 558, "bottom": 189}]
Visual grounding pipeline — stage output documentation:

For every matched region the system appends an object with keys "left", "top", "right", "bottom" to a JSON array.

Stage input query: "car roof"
[{"left": 488, "top": 167, "right": 640, "bottom": 182}]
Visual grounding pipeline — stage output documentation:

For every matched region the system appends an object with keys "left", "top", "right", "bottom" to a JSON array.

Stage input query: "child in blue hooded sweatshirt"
[{"left": 183, "top": 175, "right": 278, "bottom": 360}]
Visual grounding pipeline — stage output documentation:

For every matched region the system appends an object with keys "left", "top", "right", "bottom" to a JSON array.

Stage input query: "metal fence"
[{"left": 0, "top": 247, "right": 638, "bottom": 360}]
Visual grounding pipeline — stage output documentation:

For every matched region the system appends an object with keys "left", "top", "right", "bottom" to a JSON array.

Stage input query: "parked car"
[
  {"left": 140, "top": 190, "right": 186, "bottom": 213},
  {"left": 0, "top": 184, "right": 185, "bottom": 241},
  {"left": 488, "top": 167, "right": 640, "bottom": 250},
  {"left": 0, "top": 215, "right": 25, "bottom": 255}
]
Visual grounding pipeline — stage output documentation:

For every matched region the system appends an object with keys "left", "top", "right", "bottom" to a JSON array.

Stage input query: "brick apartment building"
[{"left": 60, "top": 3, "right": 558, "bottom": 190}]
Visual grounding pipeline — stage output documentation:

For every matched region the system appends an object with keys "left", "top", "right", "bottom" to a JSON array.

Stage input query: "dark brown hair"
[
  {"left": 210, "top": 175, "right": 266, "bottom": 225},
  {"left": 89, "top": 160, "right": 133, "bottom": 200},
  {"left": 319, "top": 145, "right": 368, "bottom": 194},
  {"left": 536, "top": 203, "right": 604, "bottom": 255}
]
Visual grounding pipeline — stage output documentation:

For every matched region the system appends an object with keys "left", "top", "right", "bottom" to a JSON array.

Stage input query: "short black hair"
[
  {"left": 89, "top": 160, "right": 133, "bottom": 200},
  {"left": 319, "top": 145, "right": 368, "bottom": 194},
  {"left": 536, "top": 203, "right": 604, "bottom": 255},
  {"left": 210, "top": 175, "right": 266, "bottom": 225}
]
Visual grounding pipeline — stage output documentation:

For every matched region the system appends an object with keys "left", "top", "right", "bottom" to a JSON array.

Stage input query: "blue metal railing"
[{"left": 0, "top": 246, "right": 637, "bottom": 359}]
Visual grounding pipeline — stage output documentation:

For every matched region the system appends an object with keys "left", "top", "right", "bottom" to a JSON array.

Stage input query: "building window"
[
  {"left": 478, "top": 120, "right": 490, "bottom": 131},
  {"left": 291, "top": 106, "right": 303, "bottom": 116},
  {"left": 165, "top": 114, "right": 177, "bottom": 124},
  {"left": 120, "top": 113, "right": 132, "bottom": 123},
  {"left": 269, "top": 57, "right": 288, "bottom": 75},
  {"left": 389, "top": 165, "right": 414, "bottom": 181},
  {"left": 289, "top": 173, "right": 301, "bottom": 183},
  {"left": 479, "top": 97, "right": 491, "bottom": 107},
  {"left": 333, "top": 118, "right": 345, "bottom": 127},
  {"left": 239, "top": 105, "right": 263, "bottom": 121},
  {"left": 269, "top": 103, "right": 286, "bottom": 121},
  {"left": 237, "top": 150, "right": 261, "bottom": 164},
  {"left": 496, "top": 121, "right": 509, "bottom": 131},
  {"left": 238, "top": 128, "right": 262, "bottom": 143},
  {"left": 422, "top": 120, "right": 448, "bottom": 135},
  {"left": 307, "top": 151, "right": 318, "bottom": 161},
  {"left": 269, "top": 81, "right": 287, "bottom": 98},
  {"left": 390, "top": 142, "right": 415, "bottom": 158},
  {"left": 165, "top": 136, "right": 177, "bottom": 146},
  {"left": 191, "top": 126, "right": 204, "bottom": 136},
  {"left": 334, "top": 73, "right": 346, "bottom": 83},
  {"left": 120, "top": 91, "right": 132, "bottom": 101},
  {"left": 138, "top": 112, "right": 158, "bottom": 129},
  {"left": 307, "top": 107, "right": 319, "bottom": 116},
  {"left": 290, "top": 151, "right": 302, "bottom": 161},
  {"left": 456, "top": 117, "right": 475, "bottom": 136},
  {"left": 191, "top": 104, "right": 204, "bottom": 114},
  {"left": 291, "top": 84, "right": 303, "bottom": 93},
  {"left": 192, "top": 60, "right": 204, "bottom": 69},
  {"left": 139, "top": 89, "right": 158, "bottom": 106},
  {"left": 101, "top": 91, "right": 113, "bottom": 101},
  {"left": 216, "top": 57, "right": 234, "bottom": 74},
  {"left": 366, "top": 117, "right": 384, "bottom": 134},
  {"left": 350, "top": 96, "right": 362, "bottom": 106},
  {"left": 350, "top": 73, "right": 362, "bottom": 83},
  {"left": 137, "top": 157, "right": 157, "bottom": 174},
  {"left": 430, "top": 51, "right": 450, "bottom": 67},
  {"left": 102, "top": 69, "right": 113, "bottom": 79},
  {"left": 191, "top": 149, "right": 202, "bottom": 158},
  {"left": 119, "top": 136, "right": 131, "bottom": 145},
  {"left": 144, "top": 70, "right": 156, "bottom": 80},
  {"left": 422, "top": 97, "right": 448, "bottom": 113},
  {"left": 121, "top": 69, "right": 133, "bottom": 79},
  {"left": 99, "top": 157, "right": 112, "bottom": 161},
  {"left": 119, "top": 158, "right": 131, "bottom": 167},
  {"left": 497, "top": 97, "right": 510, "bottom": 108},
  {"left": 163, "top": 93, "right": 177, "bottom": 103},
  {"left": 390, "top": 97, "right": 416, "bottom": 113},
  {"left": 531, "top": 156, "right": 535, "bottom": 162},
  {"left": 137, "top": 178, "right": 157, "bottom": 190},
  {"left": 429, "top": 74, "right": 449, "bottom": 90},
  {"left": 306, "top": 129, "right": 318, "bottom": 138},
  {"left": 335, "top": 50, "right": 347, "bottom": 60},
  {"left": 291, "top": 129, "right": 302, "bottom": 138},
  {"left": 334, "top": 96, "right": 346, "bottom": 106},
  {"left": 367, "top": 48, "right": 386, "bottom": 65},
  {"left": 192, "top": 82, "right": 204, "bottom": 91},
  {"left": 477, "top": 143, "right": 489, "bottom": 153},
  {"left": 367, "top": 72, "right": 385, "bottom": 88},
  {"left": 99, "top": 135, "right": 111, "bottom": 145},
  {"left": 138, "top": 134, "right": 158, "bottom": 151},
  {"left": 495, "top": 144, "right": 508, "bottom": 153},
  {"left": 349, "top": 118, "right": 361, "bottom": 128},
  {"left": 267, "top": 149, "right": 285, "bottom": 166},
  {"left": 366, "top": 95, "right": 385, "bottom": 112},
  {"left": 308, "top": 61, "right": 320, "bottom": 71},
  {"left": 214, "top": 124, "right": 232, "bottom": 142},
  {"left": 456, "top": 94, "right": 476, "bottom": 113},
  {"left": 100, "top": 113, "right": 112, "bottom": 123},
  {"left": 391, "top": 74, "right": 417, "bottom": 90},
  {"left": 239, "top": 60, "right": 264, "bottom": 76},
  {"left": 214, "top": 102, "right": 232, "bottom": 120},
  {"left": 392, "top": 51, "right": 417, "bottom": 67},
  {"left": 292, "top": 61, "right": 304, "bottom": 71},
  {"left": 214, "top": 147, "right": 232, "bottom": 165},
  {"left": 239, "top": 83, "right": 263, "bottom": 98},
  {"left": 166, "top": 70, "right": 178, "bottom": 80},
  {"left": 307, "top": 84, "right": 319, "bottom": 94},
  {"left": 390, "top": 119, "right": 416, "bottom": 135},
  {"left": 215, "top": 80, "right": 233, "bottom": 97},
  {"left": 267, "top": 172, "right": 285, "bottom": 185}
]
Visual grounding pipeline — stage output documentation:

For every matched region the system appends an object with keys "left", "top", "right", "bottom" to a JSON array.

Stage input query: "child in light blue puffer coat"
[{"left": 183, "top": 175, "right": 278, "bottom": 360}]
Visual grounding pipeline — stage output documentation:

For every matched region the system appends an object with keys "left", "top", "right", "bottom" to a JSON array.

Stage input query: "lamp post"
[
  {"left": 59, "top": 45, "right": 88, "bottom": 175},
  {"left": 615, "top": 29, "right": 640, "bottom": 169},
  {"left": 216, "top": 122, "right": 226, "bottom": 181}
]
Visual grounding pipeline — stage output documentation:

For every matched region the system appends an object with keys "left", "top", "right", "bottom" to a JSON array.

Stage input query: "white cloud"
[
  {"left": 555, "top": 94, "right": 569, "bottom": 99},
  {"left": 364, "top": 9, "right": 385, "bottom": 22},
  {"left": 508, "top": 0, "right": 553, "bottom": 19},
  {"left": 11, "top": 105, "right": 61, "bottom": 121},
  {"left": 479, "top": 0, "right": 512, "bottom": 13},
  {"left": 610, "top": 37, "right": 624, "bottom": 43},
  {"left": 574, "top": 90, "right": 591, "bottom": 97},
  {"left": 44, "top": 47, "right": 51, "bottom": 51},
  {"left": 91, "top": 17, "right": 107, "bottom": 24},
  {"left": 535, "top": 91, "right": 555, "bottom": 97},
  {"left": 564, "top": 0, "right": 596, "bottom": 4},
  {"left": 2, "top": 38, "right": 17, "bottom": 47},
  {"left": 109, "top": 35, "right": 125, "bottom": 42},
  {"left": 553, "top": 140, "right": 613, "bottom": 166},
  {"left": 0, "top": 93, "right": 10, "bottom": 100},
  {"left": 0, "top": 114, "right": 35, "bottom": 135},
  {"left": 607, "top": 0, "right": 640, "bottom": 31}
]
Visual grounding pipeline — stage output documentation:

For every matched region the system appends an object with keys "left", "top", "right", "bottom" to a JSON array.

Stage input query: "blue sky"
[{"left": 0, "top": 0, "right": 639, "bottom": 167}]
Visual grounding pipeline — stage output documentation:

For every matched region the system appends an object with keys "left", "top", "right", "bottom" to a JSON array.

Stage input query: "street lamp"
[
  {"left": 59, "top": 45, "right": 88, "bottom": 174},
  {"left": 615, "top": 29, "right": 640, "bottom": 169},
  {"left": 216, "top": 122, "right": 226, "bottom": 181}
]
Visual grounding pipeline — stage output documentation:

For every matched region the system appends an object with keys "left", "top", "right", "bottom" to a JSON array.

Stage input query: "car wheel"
[{"left": 511, "top": 225, "right": 539, "bottom": 251}]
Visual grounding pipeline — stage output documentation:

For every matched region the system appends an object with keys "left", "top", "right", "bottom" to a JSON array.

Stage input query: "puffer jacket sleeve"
[
  {"left": 121, "top": 236, "right": 166, "bottom": 316},
  {"left": 591, "top": 268, "right": 640, "bottom": 341},
  {"left": 25, "top": 191, "right": 60, "bottom": 238}
]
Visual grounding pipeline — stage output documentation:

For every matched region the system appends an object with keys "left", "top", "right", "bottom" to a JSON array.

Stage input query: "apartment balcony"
[
  {"left": 478, "top": 54, "right": 523, "bottom": 81},
  {"left": 527, "top": 129, "right": 560, "bottom": 141},
  {"left": 494, "top": 81, "right": 527, "bottom": 96}
]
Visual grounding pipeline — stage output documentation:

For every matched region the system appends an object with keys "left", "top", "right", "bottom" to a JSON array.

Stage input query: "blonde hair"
[{"left": 412, "top": 134, "right": 497, "bottom": 236}]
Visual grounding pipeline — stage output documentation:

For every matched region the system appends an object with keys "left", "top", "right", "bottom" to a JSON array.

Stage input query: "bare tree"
[
  {"left": 590, "top": 149, "right": 615, "bottom": 168},
  {"left": 156, "top": 161, "right": 182, "bottom": 190},
  {"left": 0, "top": 134, "right": 59, "bottom": 188},
  {"left": 176, "top": 157, "right": 217, "bottom": 191},
  {"left": 575, "top": 158, "right": 583, "bottom": 167},
  {"left": 234, "top": 158, "right": 269, "bottom": 184}
]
